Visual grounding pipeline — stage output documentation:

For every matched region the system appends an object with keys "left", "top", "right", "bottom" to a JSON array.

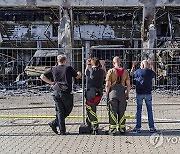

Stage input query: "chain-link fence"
[
  {"left": 0, "top": 48, "right": 84, "bottom": 126},
  {"left": 90, "top": 47, "right": 180, "bottom": 125},
  {"left": 0, "top": 47, "right": 179, "bottom": 129}
]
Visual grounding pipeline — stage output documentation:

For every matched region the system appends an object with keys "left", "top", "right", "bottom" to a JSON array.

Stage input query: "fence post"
[{"left": 81, "top": 47, "right": 86, "bottom": 124}]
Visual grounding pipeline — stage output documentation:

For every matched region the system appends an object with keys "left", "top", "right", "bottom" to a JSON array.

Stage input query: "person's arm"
[
  {"left": 131, "top": 61, "right": 137, "bottom": 73},
  {"left": 105, "top": 69, "right": 112, "bottom": 97},
  {"left": 40, "top": 74, "right": 55, "bottom": 85},
  {"left": 150, "top": 61, "right": 156, "bottom": 73},
  {"left": 76, "top": 71, "right": 82, "bottom": 79},
  {"left": 105, "top": 81, "right": 111, "bottom": 97},
  {"left": 85, "top": 65, "right": 91, "bottom": 76},
  {"left": 85, "top": 59, "right": 92, "bottom": 75},
  {"left": 100, "top": 60, "right": 106, "bottom": 73},
  {"left": 70, "top": 66, "right": 82, "bottom": 79},
  {"left": 125, "top": 79, "right": 131, "bottom": 100}
]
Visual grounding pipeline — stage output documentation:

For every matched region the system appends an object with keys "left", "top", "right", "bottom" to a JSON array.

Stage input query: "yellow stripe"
[
  {"left": 86, "top": 104, "right": 98, "bottom": 119},
  {"left": 87, "top": 115, "right": 91, "bottom": 122},
  {"left": 89, "top": 110, "right": 98, "bottom": 119},
  {"left": 110, "top": 124, "right": 117, "bottom": 129},
  {"left": 110, "top": 111, "right": 117, "bottom": 123},
  {"left": 119, "top": 115, "right": 125, "bottom": 125},
  {"left": 119, "top": 125, "right": 125, "bottom": 128},
  {"left": 119, "top": 124, "right": 125, "bottom": 132},
  {"left": 0, "top": 115, "right": 135, "bottom": 119},
  {"left": 107, "top": 106, "right": 117, "bottom": 123},
  {"left": 86, "top": 104, "right": 91, "bottom": 110},
  {"left": 91, "top": 121, "right": 98, "bottom": 125}
]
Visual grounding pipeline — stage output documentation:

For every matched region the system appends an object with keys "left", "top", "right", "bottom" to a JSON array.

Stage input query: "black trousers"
[
  {"left": 85, "top": 88, "right": 102, "bottom": 131},
  {"left": 51, "top": 91, "right": 73, "bottom": 133},
  {"left": 86, "top": 102, "right": 99, "bottom": 130}
]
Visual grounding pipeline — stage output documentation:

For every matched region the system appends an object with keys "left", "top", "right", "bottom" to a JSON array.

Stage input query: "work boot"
[
  {"left": 91, "top": 124, "right": 99, "bottom": 135},
  {"left": 91, "top": 129, "right": 99, "bottom": 135},
  {"left": 48, "top": 122, "right": 58, "bottom": 134},
  {"left": 105, "top": 129, "right": 116, "bottom": 136},
  {"left": 119, "top": 128, "right": 126, "bottom": 135},
  {"left": 60, "top": 132, "right": 70, "bottom": 135}
]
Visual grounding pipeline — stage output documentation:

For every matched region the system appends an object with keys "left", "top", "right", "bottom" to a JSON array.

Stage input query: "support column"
[
  {"left": 58, "top": 7, "right": 72, "bottom": 64},
  {"left": 85, "top": 41, "right": 90, "bottom": 59},
  {"left": 141, "top": 0, "right": 156, "bottom": 61}
]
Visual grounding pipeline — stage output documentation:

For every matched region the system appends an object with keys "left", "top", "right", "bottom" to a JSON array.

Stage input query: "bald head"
[
  {"left": 113, "top": 56, "right": 121, "bottom": 67},
  {"left": 140, "top": 60, "right": 149, "bottom": 69}
]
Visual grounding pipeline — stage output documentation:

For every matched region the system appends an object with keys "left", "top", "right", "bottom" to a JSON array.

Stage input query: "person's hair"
[
  {"left": 140, "top": 60, "right": 149, "bottom": 68},
  {"left": 113, "top": 56, "right": 121, "bottom": 66},
  {"left": 57, "top": 54, "right": 67, "bottom": 63},
  {"left": 91, "top": 57, "right": 100, "bottom": 67}
]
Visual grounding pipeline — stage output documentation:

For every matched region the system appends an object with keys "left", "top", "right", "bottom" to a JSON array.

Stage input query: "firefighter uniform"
[
  {"left": 85, "top": 88, "right": 103, "bottom": 134},
  {"left": 108, "top": 84, "right": 127, "bottom": 134},
  {"left": 85, "top": 65, "right": 105, "bottom": 135},
  {"left": 106, "top": 68, "right": 130, "bottom": 135}
]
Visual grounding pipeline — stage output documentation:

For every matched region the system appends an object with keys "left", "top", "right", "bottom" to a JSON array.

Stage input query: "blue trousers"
[{"left": 135, "top": 94, "right": 155, "bottom": 129}]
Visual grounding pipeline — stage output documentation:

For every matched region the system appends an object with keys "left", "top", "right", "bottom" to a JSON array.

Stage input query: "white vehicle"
[{"left": 24, "top": 50, "right": 59, "bottom": 77}]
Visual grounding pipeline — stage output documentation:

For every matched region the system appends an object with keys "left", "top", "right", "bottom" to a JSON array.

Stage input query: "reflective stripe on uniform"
[
  {"left": 109, "top": 124, "right": 117, "bottom": 133},
  {"left": 91, "top": 121, "right": 98, "bottom": 125},
  {"left": 110, "top": 124, "right": 117, "bottom": 129},
  {"left": 106, "top": 106, "right": 117, "bottom": 123},
  {"left": 119, "top": 124, "right": 125, "bottom": 132},
  {"left": 87, "top": 114, "right": 91, "bottom": 123},
  {"left": 119, "top": 115, "right": 125, "bottom": 132},
  {"left": 119, "top": 115, "right": 125, "bottom": 125},
  {"left": 86, "top": 104, "right": 97, "bottom": 118},
  {"left": 86, "top": 104, "right": 98, "bottom": 124}
]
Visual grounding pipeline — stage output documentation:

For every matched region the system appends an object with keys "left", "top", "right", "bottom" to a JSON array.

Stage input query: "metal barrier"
[
  {"left": 0, "top": 47, "right": 179, "bottom": 128},
  {"left": 0, "top": 48, "right": 85, "bottom": 126},
  {"left": 90, "top": 47, "right": 180, "bottom": 124}
]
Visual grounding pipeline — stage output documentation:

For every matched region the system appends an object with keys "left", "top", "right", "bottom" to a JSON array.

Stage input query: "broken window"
[{"left": 29, "top": 57, "right": 56, "bottom": 66}]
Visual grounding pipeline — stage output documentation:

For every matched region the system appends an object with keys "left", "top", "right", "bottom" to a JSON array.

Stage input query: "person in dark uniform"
[
  {"left": 85, "top": 57, "right": 106, "bottom": 134},
  {"left": 105, "top": 56, "right": 131, "bottom": 135},
  {"left": 40, "top": 54, "right": 81, "bottom": 135}
]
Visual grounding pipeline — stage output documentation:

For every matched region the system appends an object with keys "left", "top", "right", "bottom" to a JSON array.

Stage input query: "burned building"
[{"left": 0, "top": 0, "right": 179, "bottom": 86}]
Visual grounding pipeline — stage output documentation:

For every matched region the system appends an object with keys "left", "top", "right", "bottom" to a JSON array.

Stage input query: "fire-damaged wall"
[
  {"left": 73, "top": 9, "right": 141, "bottom": 41},
  {"left": 0, "top": 7, "right": 59, "bottom": 47},
  {"left": 0, "top": 0, "right": 180, "bottom": 6},
  {"left": 0, "top": 0, "right": 179, "bottom": 86},
  {"left": 0, "top": 0, "right": 179, "bottom": 48}
]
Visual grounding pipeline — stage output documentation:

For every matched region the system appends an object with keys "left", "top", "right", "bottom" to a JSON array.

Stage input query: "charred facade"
[{"left": 0, "top": 0, "right": 179, "bottom": 86}]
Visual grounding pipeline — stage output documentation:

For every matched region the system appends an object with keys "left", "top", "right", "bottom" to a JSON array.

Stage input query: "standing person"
[
  {"left": 105, "top": 56, "right": 131, "bottom": 135},
  {"left": 131, "top": 60, "right": 156, "bottom": 133},
  {"left": 85, "top": 57, "right": 106, "bottom": 135},
  {"left": 40, "top": 54, "right": 81, "bottom": 135}
]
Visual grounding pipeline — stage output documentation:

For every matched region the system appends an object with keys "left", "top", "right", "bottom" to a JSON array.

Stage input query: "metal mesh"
[
  {"left": 0, "top": 47, "right": 179, "bottom": 128},
  {"left": 90, "top": 47, "right": 180, "bottom": 124},
  {"left": 0, "top": 48, "right": 84, "bottom": 126}
]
